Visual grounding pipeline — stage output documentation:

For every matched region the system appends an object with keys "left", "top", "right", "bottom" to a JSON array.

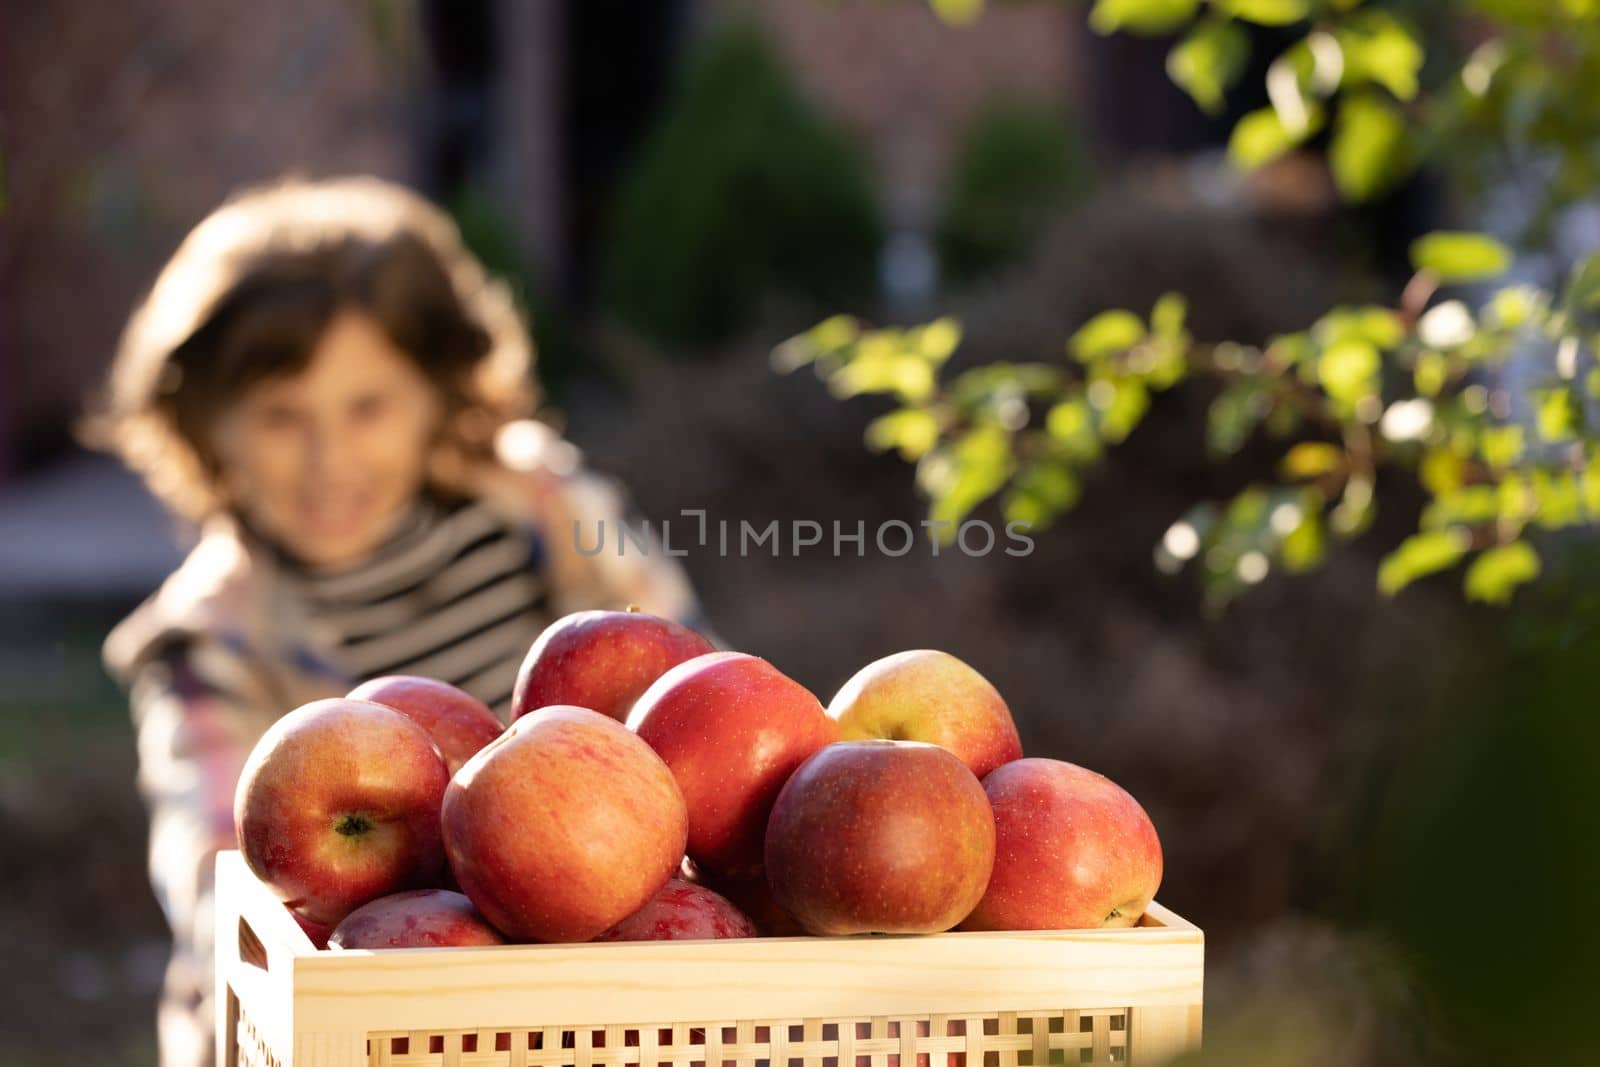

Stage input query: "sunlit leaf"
[
  {"left": 1151, "top": 293, "right": 1188, "bottom": 339},
  {"left": 915, "top": 318, "right": 963, "bottom": 364},
  {"left": 1479, "top": 424, "right": 1525, "bottom": 468},
  {"left": 1281, "top": 503, "right": 1326, "bottom": 572},
  {"left": 1045, "top": 398, "right": 1102, "bottom": 461},
  {"left": 1168, "top": 19, "right": 1250, "bottom": 115},
  {"left": 1281, "top": 441, "right": 1345, "bottom": 479},
  {"left": 1317, "top": 338, "right": 1380, "bottom": 404},
  {"left": 929, "top": 0, "right": 985, "bottom": 25},
  {"left": 1410, "top": 231, "right": 1513, "bottom": 283},
  {"left": 1003, "top": 462, "right": 1081, "bottom": 528},
  {"left": 1535, "top": 388, "right": 1576, "bottom": 441},
  {"left": 1330, "top": 94, "right": 1410, "bottom": 200},
  {"left": 830, "top": 335, "right": 937, "bottom": 403},
  {"left": 1229, "top": 103, "right": 1324, "bottom": 169},
  {"left": 1314, "top": 306, "right": 1405, "bottom": 350},
  {"left": 1070, "top": 310, "right": 1146, "bottom": 362},
  {"left": 1089, "top": 0, "right": 1200, "bottom": 35},
  {"left": 1213, "top": 0, "right": 1310, "bottom": 25},
  {"left": 919, "top": 424, "right": 1014, "bottom": 527},
  {"left": 865, "top": 408, "right": 941, "bottom": 461},
  {"left": 1338, "top": 11, "right": 1423, "bottom": 100},
  {"left": 1534, "top": 470, "right": 1581, "bottom": 527},
  {"left": 1091, "top": 375, "right": 1151, "bottom": 442},
  {"left": 1464, "top": 541, "right": 1540, "bottom": 604},
  {"left": 1378, "top": 528, "right": 1470, "bottom": 596},
  {"left": 1421, "top": 485, "right": 1500, "bottom": 529},
  {"left": 1419, "top": 448, "right": 1465, "bottom": 495},
  {"left": 1485, "top": 285, "right": 1545, "bottom": 330}
]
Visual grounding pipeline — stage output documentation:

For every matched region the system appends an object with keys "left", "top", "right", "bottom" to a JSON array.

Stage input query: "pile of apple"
[{"left": 233, "top": 610, "right": 1163, "bottom": 951}]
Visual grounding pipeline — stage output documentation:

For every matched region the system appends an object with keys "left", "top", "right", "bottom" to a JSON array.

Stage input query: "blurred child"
[{"left": 95, "top": 177, "right": 702, "bottom": 1067}]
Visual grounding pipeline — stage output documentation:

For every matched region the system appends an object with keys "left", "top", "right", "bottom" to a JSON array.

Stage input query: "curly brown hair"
[{"left": 89, "top": 176, "right": 536, "bottom": 521}]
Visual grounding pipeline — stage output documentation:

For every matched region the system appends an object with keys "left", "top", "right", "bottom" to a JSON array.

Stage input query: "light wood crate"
[{"left": 216, "top": 851, "right": 1203, "bottom": 1067}]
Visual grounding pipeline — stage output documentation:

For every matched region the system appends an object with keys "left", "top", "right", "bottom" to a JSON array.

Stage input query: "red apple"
[
  {"left": 288, "top": 907, "right": 333, "bottom": 950},
  {"left": 765, "top": 740, "right": 995, "bottom": 935},
  {"left": 442, "top": 705, "right": 687, "bottom": 942},
  {"left": 328, "top": 889, "right": 506, "bottom": 949},
  {"left": 960, "top": 759, "right": 1162, "bottom": 931},
  {"left": 235, "top": 698, "right": 449, "bottom": 926},
  {"left": 595, "top": 878, "right": 757, "bottom": 941},
  {"left": 707, "top": 874, "right": 808, "bottom": 938},
  {"left": 512, "top": 609, "right": 715, "bottom": 722},
  {"left": 346, "top": 675, "right": 503, "bottom": 774},
  {"left": 827, "top": 650, "right": 1022, "bottom": 779},
  {"left": 627, "top": 652, "right": 836, "bottom": 882}
]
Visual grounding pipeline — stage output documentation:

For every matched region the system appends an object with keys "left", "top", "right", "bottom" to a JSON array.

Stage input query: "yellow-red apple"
[
  {"left": 595, "top": 878, "right": 757, "bottom": 941},
  {"left": 764, "top": 740, "right": 995, "bottom": 935},
  {"left": 328, "top": 889, "right": 506, "bottom": 949},
  {"left": 827, "top": 650, "right": 1022, "bottom": 779},
  {"left": 959, "top": 758, "right": 1162, "bottom": 930},
  {"left": 627, "top": 652, "right": 836, "bottom": 882},
  {"left": 234, "top": 698, "right": 449, "bottom": 926},
  {"left": 346, "top": 675, "right": 503, "bottom": 774},
  {"left": 442, "top": 705, "right": 687, "bottom": 942},
  {"left": 512, "top": 609, "right": 714, "bottom": 722}
]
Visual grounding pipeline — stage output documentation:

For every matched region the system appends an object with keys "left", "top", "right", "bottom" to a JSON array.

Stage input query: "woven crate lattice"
[
  {"left": 236, "top": 995, "right": 285, "bottom": 1067},
  {"left": 356, "top": 1012, "right": 1130, "bottom": 1067}
]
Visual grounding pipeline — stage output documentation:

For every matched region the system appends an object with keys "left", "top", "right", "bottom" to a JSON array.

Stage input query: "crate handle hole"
[{"left": 237, "top": 917, "right": 268, "bottom": 972}]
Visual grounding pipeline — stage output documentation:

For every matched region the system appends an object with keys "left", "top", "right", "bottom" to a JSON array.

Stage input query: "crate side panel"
[{"left": 293, "top": 932, "right": 1203, "bottom": 1033}]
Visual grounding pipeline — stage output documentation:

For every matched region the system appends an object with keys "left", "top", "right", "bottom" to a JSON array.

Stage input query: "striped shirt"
[{"left": 278, "top": 494, "right": 548, "bottom": 716}]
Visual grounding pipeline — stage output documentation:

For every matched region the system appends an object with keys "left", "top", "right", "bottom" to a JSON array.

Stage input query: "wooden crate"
[{"left": 215, "top": 851, "right": 1203, "bottom": 1067}]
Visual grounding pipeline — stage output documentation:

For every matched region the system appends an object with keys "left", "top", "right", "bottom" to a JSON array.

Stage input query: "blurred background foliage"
[
  {"left": 5, "top": 1, "right": 1600, "bottom": 1064},
  {"left": 935, "top": 97, "right": 1095, "bottom": 282},
  {"left": 601, "top": 23, "right": 884, "bottom": 348},
  {"left": 784, "top": 0, "right": 1600, "bottom": 611}
]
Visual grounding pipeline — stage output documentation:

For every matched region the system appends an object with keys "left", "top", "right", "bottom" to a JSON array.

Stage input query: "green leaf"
[
  {"left": 1151, "top": 293, "right": 1188, "bottom": 339},
  {"left": 1090, "top": 375, "right": 1151, "bottom": 442},
  {"left": 1045, "top": 398, "right": 1102, "bottom": 461},
  {"left": 914, "top": 318, "right": 963, "bottom": 364},
  {"left": 1563, "top": 252, "right": 1600, "bottom": 310},
  {"left": 1378, "top": 528, "right": 1470, "bottom": 596},
  {"left": 1208, "top": 379, "right": 1269, "bottom": 456},
  {"left": 1338, "top": 12, "right": 1423, "bottom": 101},
  {"left": 919, "top": 424, "right": 1015, "bottom": 527},
  {"left": 1410, "top": 232, "right": 1513, "bottom": 283},
  {"left": 1330, "top": 95, "right": 1410, "bottom": 200},
  {"left": 1313, "top": 306, "right": 1405, "bottom": 350},
  {"left": 1464, "top": 542, "right": 1540, "bottom": 605},
  {"left": 930, "top": 0, "right": 985, "bottom": 25},
  {"left": 1535, "top": 388, "right": 1576, "bottom": 441},
  {"left": 1003, "top": 462, "right": 1081, "bottom": 528},
  {"left": 865, "top": 408, "right": 941, "bottom": 461},
  {"left": 1089, "top": 0, "right": 1200, "bottom": 35},
  {"left": 1479, "top": 424, "right": 1526, "bottom": 469},
  {"left": 1419, "top": 448, "right": 1465, "bottom": 495},
  {"left": 1484, "top": 285, "right": 1545, "bottom": 330},
  {"left": 1229, "top": 103, "right": 1324, "bottom": 170},
  {"left": 1167, "top": 19, "right": 1250, "bottom": 115},
  {"left": 1213, "top": 0, "right": 1310, "bottom": 25},
  {"left": 829, "top": 334, "right": 938, "bottom": 403},
  {"left": 1281, "top": 441, "right": 1344, "bottom": 479},
  {"left": 1070, "top": 310, "right": 1146, "bottom": 362},
  {"left": 1317, "top": 338, "right": 1380, "bottom": 404},
  {"left": 1281, "top": 504, "right": 1326, "bottom": 572}
]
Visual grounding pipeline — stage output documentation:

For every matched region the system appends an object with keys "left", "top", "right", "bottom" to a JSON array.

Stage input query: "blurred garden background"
[{"left": 4, "top": 0, "right": 1600, "bottom": 1064}]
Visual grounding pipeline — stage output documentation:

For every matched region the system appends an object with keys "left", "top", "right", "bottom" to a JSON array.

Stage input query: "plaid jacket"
[{"left": 104, "top": 424, "right": 702, "bottom": 1067}]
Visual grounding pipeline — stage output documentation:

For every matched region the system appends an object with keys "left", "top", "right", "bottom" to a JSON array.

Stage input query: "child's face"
[{"left": 214, "top": 310, "right": 443, "bottom": 568}]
